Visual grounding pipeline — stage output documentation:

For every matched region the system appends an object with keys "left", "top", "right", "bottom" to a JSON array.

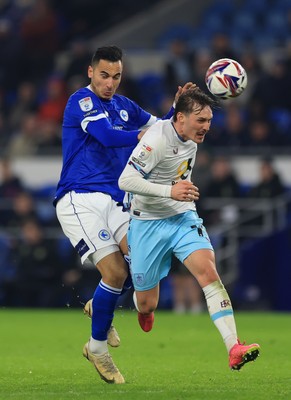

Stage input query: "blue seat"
[
  {"left": 136, "top": 73, "right": 165, "bottom": 111},
  {"left": 273, "top": 0, "right": 291, "bottom": 12},
  {"left": 156, "top": 24, "right": 194, "bottom": 48},
  {"left": 240, "top": 0, "right": 271, "bottom": 14},
  {"left": 263, "top": 11, "right": 289, "bottom": 40},
  {"left": 270, "top": 108, "right": 291, "bottom": 133},
  {"left": 230, "top": 12, "right": 259, "bottom": 38},
  {"left": 202, "top": 0, "right": 235, "bottom": 18}
]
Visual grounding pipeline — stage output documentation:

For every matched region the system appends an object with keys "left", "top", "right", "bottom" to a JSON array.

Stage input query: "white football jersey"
[{"left": 119, "top": 119, "right": 197, "bottom": 219}]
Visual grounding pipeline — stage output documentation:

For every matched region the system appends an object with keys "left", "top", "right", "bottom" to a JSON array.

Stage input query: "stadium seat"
[
  {"left": 202, "top": 0, "right": 235, "bottom": 19},
  {"left": 156, "top": 24, "right": 194, "bottom": 49},
  {"left": 240, "top": 0, "right": 271, "bottom": 14},
  {"left": 270, "top": 108, "right": 291, "bottom": 133},
  {"left": 136, "top": 73, "right": 165, "bottom": 110},
  {"left": 230, "top": 12, "right": 259, "bottom": 39}
]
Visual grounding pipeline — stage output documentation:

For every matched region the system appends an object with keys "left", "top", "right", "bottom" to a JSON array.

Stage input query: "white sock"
[
  {"left": 203, "top": 280, "right": 238, "bottom": 352},
  {"left": 133, "top": 291, "right": 140, "bottom": 312},
  {"left": 88, "top": 337, "right": 108, "bottom": 355}
]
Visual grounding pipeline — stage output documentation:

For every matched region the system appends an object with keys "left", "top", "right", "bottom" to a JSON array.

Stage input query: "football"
[{"left": 205, "top": 58, "right": 248, "bottom": 100}]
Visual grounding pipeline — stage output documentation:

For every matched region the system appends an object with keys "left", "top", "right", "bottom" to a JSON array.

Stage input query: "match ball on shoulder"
[{"left": 205, "top": 58, "right": 247, "bottom": 100}]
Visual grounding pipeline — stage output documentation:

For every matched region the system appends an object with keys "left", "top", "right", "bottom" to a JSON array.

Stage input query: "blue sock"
[{"left": 92, "top": 280, "right": 122, "bottom": 341}]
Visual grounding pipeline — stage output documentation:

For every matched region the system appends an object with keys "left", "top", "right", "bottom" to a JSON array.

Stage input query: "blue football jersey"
[{"left": 54, "top": 86, "right": 154, "bottom": 204}]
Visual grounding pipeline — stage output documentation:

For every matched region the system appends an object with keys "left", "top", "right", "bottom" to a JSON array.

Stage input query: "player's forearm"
[
  {"left": 118, "top": 168, "right": 171, "bottom": 198},
  {"left": 86, "top": 118, "right": 140, "bottom": 147}
]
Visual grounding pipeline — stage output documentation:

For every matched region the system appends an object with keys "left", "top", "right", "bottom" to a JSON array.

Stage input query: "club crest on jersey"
[
  {"left": 137, "top": 143, "right": 152, "bottom": 161},
  {"left": 98, "top": 229, "right": 110, "bottom": 241},
  {"left": 120, "top": 109, "right": 128, "bottom": 121},
  {"left": 79, "top": 96, "right": 93, "bottom": 112},
  {"left": 134, "top": 273, "right": 145, "bottom": 285}
]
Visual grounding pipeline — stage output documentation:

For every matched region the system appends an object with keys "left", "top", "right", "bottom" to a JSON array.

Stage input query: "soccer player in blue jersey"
[
  {"left": 119, "top": 88, "right": 260, "bottom": 372},
  {"left": 54, "top": 45, "right": 195, "bottom": 384}
]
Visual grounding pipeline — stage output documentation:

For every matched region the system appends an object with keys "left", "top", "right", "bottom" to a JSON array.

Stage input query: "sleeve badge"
[{"left": 79, "top": 97, "right": 93, "bottom": 111}]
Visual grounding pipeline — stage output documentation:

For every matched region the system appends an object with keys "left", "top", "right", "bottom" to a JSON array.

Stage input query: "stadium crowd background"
[{"left": 0, "top": 0, "right": 291, "bottom": 311}]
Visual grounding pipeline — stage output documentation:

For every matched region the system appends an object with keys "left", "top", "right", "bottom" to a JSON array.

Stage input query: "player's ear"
[
  {"left": 177, "top": 112, "right": 185, "bottom": 123},
  {"left": 88, "top": 66, "right": 93, "bottom": 78}
]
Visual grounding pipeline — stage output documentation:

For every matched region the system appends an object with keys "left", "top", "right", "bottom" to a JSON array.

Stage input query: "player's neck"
[{"left": 171, "top": 122, "right": 186, "bottom": 142}]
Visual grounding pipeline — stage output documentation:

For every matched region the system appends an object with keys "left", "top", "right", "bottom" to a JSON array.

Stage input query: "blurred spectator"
[
  {"left": 10, "top": 217, "right": 64, "bottom": 307},
  {"left": 248, "top": 157, "right": 286, "bottom": 199},
  {"left": 66, "top": 74, "right": 87, "bottom": 96},
  {"left": 244, "top": 118, "right": 280, "bottom": 148},
  {"left": 235, "top": 51, "right": 262, "bottom": 107},
  {"left": 1, "top": 190, "right": 38, "bottom": 230},
  {"left": 244, "top": 157, "right": 287, "bottom": 230},
  {"left": 0, "top": 18, "right": 23, "bottom": 91},
  {"left": 7, "top": 81, "right": 38, "bottom": 131},
  {"left": 191, "top": 149, "right": 212, "bottom": 195},
  {"left": 207, "top": 104, "right": 247, "bottom": 148},
  {"left": 170, "top": 255, "right": 203, "bottom": 314},
  {"left": 19, "top": 0, "right": 62, "bottom": 82},
  {"left": 251, "top": 57, "right": 291, "bottom": 117},
  {"left": 204, "top": 156, "right": 241, "bottom": 198},
  {"left": 63, "top": 38, "right": 91, "bottom": 82},
  {"left": 0, "top": 157, "right": 24, "bottom": 200},
  {"left": 0, "top": 233, "right": 18, "bottom": 306},
  {"left": 164, "top": 38, "right": 194, "bottom": 94},
  {"left": 210, "top": 32, "right": 238, "bottom": 62},
  {"left": 204, "top": 156, "right": 241, "bottom": 225},
  {"left": 37, "top": 76, "right": 68, "bottom": 124},
  {"left": 117, "top": 64, "right": 143, "bottom": 104},
  {"left": 6, "top": 112, "right": 39, "bottom": 158},
  {"left": 192, "top": 49, "right": 212, "bottom": 93},
  {"left": 36, "top": 119, "right": 62, "bottom": 154}
]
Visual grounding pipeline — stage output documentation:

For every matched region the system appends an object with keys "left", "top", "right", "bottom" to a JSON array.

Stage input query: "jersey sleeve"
[
  {"left": 67, "top": 91, "right": 141, "bottom": 148},
  {"left": 118, "top": 123, "right": 172, "bottom": 198},
  {"left": 86, "top": 117, "right": 140, "bottom": 147}
]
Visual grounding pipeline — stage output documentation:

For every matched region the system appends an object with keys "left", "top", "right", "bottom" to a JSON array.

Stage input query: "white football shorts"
[{"left": 56, "top": 191, "right": 129, "bottom": 264}]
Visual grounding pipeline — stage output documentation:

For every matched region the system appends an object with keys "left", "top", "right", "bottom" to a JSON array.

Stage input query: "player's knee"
[{"left": 101, "top": 265, "right": 127, "bottom": 287}]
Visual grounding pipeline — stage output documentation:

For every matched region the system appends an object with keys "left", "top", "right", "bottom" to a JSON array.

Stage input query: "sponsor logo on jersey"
[
  {"left": 173, "top": 147, "right": 178, "bottom": 154},
  {"left": 137, "top": 143, "right": 152, "bottom": 161},
  {"left": 75, "top": 238, "right": 90, "bottom": 257},
  {"left": 79, "top": 97, "right": 93, "bottom": 111},
  {"left": 98, "top": 229, "right": 110, "bottom": 241},
  {"left": 175, "top": 158, "right": 193, "bottom": 180},
  {"left": 84, "top": 109, "right": 98, "bottom": 117},
  {"left": 132, "top": 156, "right": 146, "bottom": 167},
  {"left": 120, "top": 109, "right": 129, "bottom": 121}
]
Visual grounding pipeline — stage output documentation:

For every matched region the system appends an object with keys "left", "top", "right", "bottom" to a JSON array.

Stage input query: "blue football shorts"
[{"left": 127, "top": 210, "right": 214, "bottom": 291}]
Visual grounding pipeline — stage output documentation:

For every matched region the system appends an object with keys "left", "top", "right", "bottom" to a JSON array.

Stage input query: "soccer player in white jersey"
[
  {"left": 54, "top": 45, "right": 195, "bottom": 384},
  {"left": 119, "top": 88, "right": 260, "bottom": 372}
]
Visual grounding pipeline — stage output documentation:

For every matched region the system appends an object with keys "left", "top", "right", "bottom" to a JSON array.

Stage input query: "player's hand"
[
  {"left": 174, "top": 82, "right": 197, "bottom": 104},
  {"left": 170, "top": 181, "right": 199, "bottom": 202}
]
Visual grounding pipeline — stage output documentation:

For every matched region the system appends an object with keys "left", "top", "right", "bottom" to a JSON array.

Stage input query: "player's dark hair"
[
  {"left": 173, "top": 88, "right": 218, "bottom": 122},
  {"left": 91, "top": 45, "right": 123, "bottom": 65}
]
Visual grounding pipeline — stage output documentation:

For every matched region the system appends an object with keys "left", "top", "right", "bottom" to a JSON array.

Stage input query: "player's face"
[
  {"left": 178, "top": 105, "right": 213, "bottom": 143},
  {"left": 88, "top": 59, "right": 122, "bottom": 100}
]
